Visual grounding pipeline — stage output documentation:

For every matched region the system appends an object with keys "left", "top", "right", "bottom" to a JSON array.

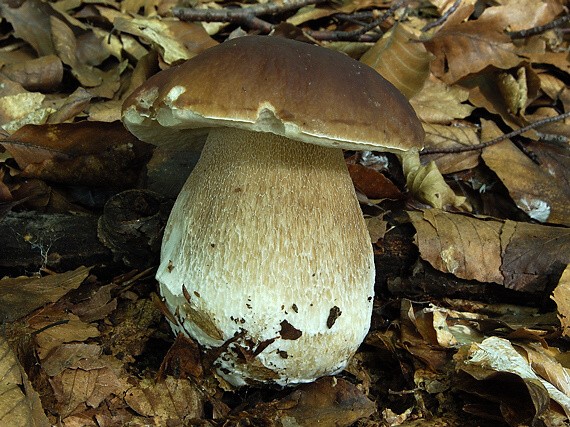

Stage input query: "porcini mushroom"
[{"left": 122, "top": 36, "right": 424, "bottom": 386}]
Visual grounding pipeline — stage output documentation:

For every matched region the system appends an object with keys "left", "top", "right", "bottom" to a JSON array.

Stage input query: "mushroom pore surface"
[{"left": 157, "top": 127, "right": 375, "bottom": 386}]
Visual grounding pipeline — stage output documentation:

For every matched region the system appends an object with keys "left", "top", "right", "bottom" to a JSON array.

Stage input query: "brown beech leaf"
[
  {"left": 398, "top": 299, "right": 451, "bottom": 371},
  {"left": 1, "top": 55, "right": 63, "bottom": 92},
  {"left": 427, "top": 0, "right": 476, "bottom": 23},
  {"left": 500, "top": 220, "right": 570, "bottom": 292},
  {"left": 50, "top": 362, "right": 125, "bottom": 418},
  {"left": 425, "top": 21, "right": 522, "bottom": 84},
  {"left": 41, "top": 343, "right": 103, "bottom": 377},
  {"left": 479, "top": 0, "right": 564, "bottom": 32},
  {"left": 46, "top": 87, "right": 94, "bottom": 124},
  {"left": 50, "top": 16, "right": 103, "bottom": 87},
  {"left": 0, "top": 0, "right": 57, "bottom": 57},
  {"left": 0, "top": 72, "right": 28, "bottom": 97},
  {"left": 365, "top": 215, "right": 388, "bottom": 245},
  {"left": 114, "top": 18, "right": 217, "bottom": 65},
  {"left": 425, "top": 0, "right": 563, "bottom": 84},
  {"left": 237, "top": 377, "right": 375, "bottom": 426},
  {"left": 1, "top": 121, "right": 153, "bottom": 188},
  {"left": 481, "top": 119, "right": 570, "bottom": 226},
  {"left": 361, "top": 23, "right": 432, "bottom": 99},
  {"left": 158, "top": 334, "right": 204, "bottom": 380},
  {"left": 518, "top": 341, "right": 570, "bottom": 418},
  {"left": 410, "top": 75, "right": 475, "bottom": 124},
  {"left": 0, "top": 92, "right": 53, "bottom": 133},
  {"left": 401, "top": 151, "right": 467, "bottom": 208},
  {"left": 409, "top": 209, "right": 504, "bottom": 284},
  {"left": 347, "top": 163, "right": 403, "bottom": 200},
  {"left": 0, "top": 266, "right": 91, "bottom": 322},
  {"left": 0, "top": 336, "right": 50, "bottom": 427},
  {"left": 411, "top": 209, "right": 570, "bottom": 292},
  {"left": 124, "top": 376, "right": 203, "bottom": 423},
  {"left": 454, "top": 336, "right": 564, "bottom": 425},
  {"left": 30, "top": 311, "right": 100, "bottom": 361},
  {"left": 552, "top": 265, "right": 570, "bottom": 338},
  {"left": 421, "top": 123, "right": 480, "bottom": 174}
]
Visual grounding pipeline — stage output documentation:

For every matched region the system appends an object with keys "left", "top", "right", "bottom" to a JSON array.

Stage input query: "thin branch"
[
  {"left": 421, "top": 0, "right": 461, "bottom": 32},
  {"left": 305, "top": 0, "right": 406, "bottom": 42},
  {"left": 420, "top": 112, "right": 570, "bottom": 155},
  {"left": 174, "top": 0, "right": 406, "bottom": 42},
  {"left": 303, "top": 30, "right": 382, "bottom": 42},
  {"left": 506, "top": 14, "right": 570, "bottom": 39},
  {"left": 172, "top": 0, "right": 326, "bottom": 33}
]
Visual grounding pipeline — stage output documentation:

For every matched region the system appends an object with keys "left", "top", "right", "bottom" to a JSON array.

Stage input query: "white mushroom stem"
[{"left": 156, "top": 127, "right": 375, "bottom": 386}]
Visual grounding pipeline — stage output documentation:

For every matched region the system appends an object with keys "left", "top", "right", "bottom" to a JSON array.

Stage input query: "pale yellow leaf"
[
  {"left": 0, "top": 92, "right": 47, "bottom": 132},
  {"left": 361, "top": 24, "right": 432, "bottom": 99},
  {"left": 400, "top": 150, "right": 467, "bottom": 209},
  {"left": 497, "top": 67, "right": 528, "bottom": 114},
  {"left": 410, "top": 76, "right": 475, "bottom": 124},
  {"left": 0, "top": 337, "right": 50, "bottom": 426}
]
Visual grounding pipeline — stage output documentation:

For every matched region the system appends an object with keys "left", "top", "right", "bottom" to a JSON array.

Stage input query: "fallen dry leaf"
[
  {"left": 113, "top": 17, "right": 217, "bottom": 65},
  {"left": 0, "top": 0, "right": 57, "bottom": 57},
  {"left": 421, "top": 122, "right": 480, "bottom": 174},
  {"left": 0, "top": 336, "right": 50, "bottom": 427},
  {"left": 347, "top": 163, "right": 403, "bottom": 200},
  {"left": 409, "top": 209, "right": 504, "bottom": 284},
  {"left": 124, "top": 376, "right": 203, "bottom": 423},
  {"left": 0, "top": 266, "right": 91, "bottom": 322},
  {"left": 410, "top": 75, "right": 475, "bottom": 124},
  {"left": 361, "top": 23, "right": 432, "bottom": 99},
  {"left": 455, "top": 336, "right": 569, "bottom": 425},
  {"left": 31, "top": 311, "right": 100, "bottom": 361},
  {"left": 481, "top": 120, "right": 570, "bottom": 226},
  {"left": 552, "top": 265, "right": 570, "bottom": 338},
  {"left": 231, "top": 377, "right": 375, "bottom": 426},
  {"left": 500, "top": 220, "right": 570, "bottom": 292},
  {"left": 50, "top": 360, "right": 125, "bottom": 418},
  {"left": 401, "top": 150, "right": 467, "bottom": 209},
  {"left": 50, "top": 16, "right": 103, "bottom": 88},
  {"left": 0, "top": 91, "right": 53, "bottom": 133},
  {"left": 1, "top": 55, "right": 63, "bottom": 92},
  {"left": 1, "top": 121, "right": 153, "bottom": 188},
  {"left": 410, "top": 209, "right": 570, "bottom": 292}
]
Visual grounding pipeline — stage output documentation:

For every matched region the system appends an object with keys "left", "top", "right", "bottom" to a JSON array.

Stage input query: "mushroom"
[{"left": 122, "top": 36, "right": 424, "bottom": 386}]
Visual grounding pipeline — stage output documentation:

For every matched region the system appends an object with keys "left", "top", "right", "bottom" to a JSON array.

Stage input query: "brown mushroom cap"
[{"left": 122, "top": 35, "right": 424, "bottom": 152}]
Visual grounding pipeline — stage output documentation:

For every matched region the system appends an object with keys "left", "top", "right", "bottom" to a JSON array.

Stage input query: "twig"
[
  {"left": 421, "top": 0, "right": 462, "bottom": 32},
  {"left": 174, "top": 0, "right": 406, "bottom": 42},
  {"left": 420, "top": 111, "right": 570, "bottom": 155},
  {"left": 31, "top": 320, "right": 70, "bottom": 336},
  {"left": 172, "top": 0, "right": 326, "bottom": 33},
  {"left": 306, "top": 0, "right": 407, "bottom": 42},
  {"left": 506, "top": 14, "right": 570, "bottom": 39},
  {"left": 303, "top": 30, "right": 382, "bottom": 42}
]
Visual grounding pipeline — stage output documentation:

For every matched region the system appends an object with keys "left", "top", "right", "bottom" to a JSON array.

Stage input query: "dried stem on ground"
[
  {"left": 173, "top": 0, "right": 407, "bottom": 41},
  {"left": 420, "top": 111, "right": 570, "bottom": 155},
  {"left": 507, "top": 13, "right": 570, "bottom": 39},
  {"left": 173, "top": 0, "right": 325, "bottom": 33},
  {"left": 421, "top": 0, "right": 462, "bottom": 32}
]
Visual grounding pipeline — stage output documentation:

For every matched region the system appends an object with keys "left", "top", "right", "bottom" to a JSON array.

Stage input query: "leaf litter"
[{"left": 0, "top": 0, "right": 568, "bottom": 425}]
